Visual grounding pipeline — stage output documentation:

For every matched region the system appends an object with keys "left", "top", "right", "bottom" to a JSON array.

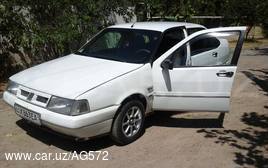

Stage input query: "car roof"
[{"left": 109, "top": 22, "right": 206, "bottom": 32}]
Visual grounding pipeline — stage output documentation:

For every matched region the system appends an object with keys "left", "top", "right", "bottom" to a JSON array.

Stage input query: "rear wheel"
[{"left": 111, "top": 100, "right": 145, "bottom": 145}]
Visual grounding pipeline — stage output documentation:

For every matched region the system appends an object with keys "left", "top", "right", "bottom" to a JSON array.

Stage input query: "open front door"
[{"left": 152, "top": 27, "right": 246, "bottom": 112}]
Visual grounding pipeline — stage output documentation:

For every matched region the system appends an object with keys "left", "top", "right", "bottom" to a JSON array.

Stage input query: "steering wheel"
[{"left": 135, "top": 49, "right": 151, "bottom": 55}]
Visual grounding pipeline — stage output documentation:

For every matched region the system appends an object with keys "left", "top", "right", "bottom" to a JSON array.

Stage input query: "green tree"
[
  {"left": 137, "top": 0, "right": 268, "bottom": 38},
  {"left": 222, "top": 0, "right": 266, "bottom": 39},
  {"left": 0, "top": 0, "right": 133, "bottom": 79}
]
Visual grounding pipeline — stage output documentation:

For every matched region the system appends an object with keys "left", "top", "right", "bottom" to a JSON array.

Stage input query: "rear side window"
[
  {"left": 190, "top": 35, "right": 220, "bottom": 56},
  {"left": 154, "top": 28, "right": 185, "bottom": 60},
  {"left": 187, "top": 28, "right": 205, "bottom": 35}
]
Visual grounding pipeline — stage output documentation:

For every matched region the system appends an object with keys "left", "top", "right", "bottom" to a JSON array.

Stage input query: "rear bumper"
[{"left": 3, "top": 91, "right": 119, "bottom": 138}]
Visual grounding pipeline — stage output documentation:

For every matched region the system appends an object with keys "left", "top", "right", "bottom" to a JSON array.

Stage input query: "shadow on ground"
[
  {"left": 256, "top": 47, "right": 268, "bottom": 56},
  {"left": 145, "top": 111, "right": 225, "bottom": 128},
  {"left": 243, "top": 48, "right": 268, "bottom": 56},
  {"left": 241, "top": 69, "right": 268, "bottom": 95},
  {"left": 16, "top": 111, "right": 226, "bottom": 152},
  {"left": 197, "top": 112, "right": 268, "bottom": 168},
  {"left": 197, "top": 68, "right": 268, "bottom": 167},
  {"left": 16, "top": 120, "right": 114, "bottom": 152}
]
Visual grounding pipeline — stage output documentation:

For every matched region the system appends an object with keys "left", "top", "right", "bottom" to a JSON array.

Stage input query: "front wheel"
[{"left": 111, "top": 100, "right": 145, "bottom": 145}]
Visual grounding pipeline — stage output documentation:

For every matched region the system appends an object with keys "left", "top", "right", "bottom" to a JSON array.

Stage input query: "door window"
[
  {"left": 190, "top": 35, "right": 220, "bottom": 56},
  {"left": 165, "top": 31, "right": 241, "bottom": 67},
  {"left": 189, "top": 32, "right": 240, "bottom": 66}
]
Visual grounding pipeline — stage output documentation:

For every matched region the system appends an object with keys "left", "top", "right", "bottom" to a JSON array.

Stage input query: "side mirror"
[{"left": 161, "top": 59, "right": 173, "bottom": 70}]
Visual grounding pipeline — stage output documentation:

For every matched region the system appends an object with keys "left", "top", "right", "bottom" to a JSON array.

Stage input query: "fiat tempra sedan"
[{"left": 4, "top": 22, "right": 246, "bottom": 144}]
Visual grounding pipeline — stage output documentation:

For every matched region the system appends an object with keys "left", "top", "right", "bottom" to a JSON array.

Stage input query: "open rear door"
[{"left": 152, "top": 27, "right": 246, "bottom": 112}]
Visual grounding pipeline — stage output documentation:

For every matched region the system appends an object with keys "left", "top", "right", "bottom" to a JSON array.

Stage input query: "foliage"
[
  {"left": 139, "top": 0, "right": 268, "bottom": 37},
  {"left": 0, "top": 0, "right": 133, "bottom": 79}
]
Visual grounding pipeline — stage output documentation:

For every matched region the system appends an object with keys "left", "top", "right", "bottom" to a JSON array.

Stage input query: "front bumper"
[{"left": 3, "top": 91, "right": 119, "bottom": 138}]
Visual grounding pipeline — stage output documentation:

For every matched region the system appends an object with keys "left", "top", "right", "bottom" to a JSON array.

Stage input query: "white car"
[{"left": 3, "top": 22, "right": 246, "bottom": 144}]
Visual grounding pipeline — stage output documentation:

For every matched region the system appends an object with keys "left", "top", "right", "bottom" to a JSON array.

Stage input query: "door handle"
[
  {"left": 212, "top": 52, "right": 218, "bottom": 57},
  {"left": 216, "top": 71, "right": 234, "bottom": 77}
]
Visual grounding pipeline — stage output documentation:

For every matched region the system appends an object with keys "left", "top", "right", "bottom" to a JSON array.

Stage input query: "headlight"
[
  {"left": 47, "top": 96, "right": 74, "bottom": 115},
  {"left": 6, "top": 80, "right": 19, "bottom": 95},
  {"left": 47, "top": 96, "right": 90, "bottom": 115}
]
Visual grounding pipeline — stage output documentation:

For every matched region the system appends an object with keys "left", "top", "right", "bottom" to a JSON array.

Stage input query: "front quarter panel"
[{"left": 76, "top": 64, "right": 153, "bottom": 113}]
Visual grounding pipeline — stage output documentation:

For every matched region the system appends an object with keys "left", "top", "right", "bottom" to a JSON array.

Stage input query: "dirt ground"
[{"left": 0, "top": 48, "right": 267, "bottom": 168}]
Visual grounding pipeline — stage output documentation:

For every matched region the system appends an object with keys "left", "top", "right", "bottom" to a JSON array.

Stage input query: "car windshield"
[{"left": 76, "top": 28, "right": 161, "bottom": 63}]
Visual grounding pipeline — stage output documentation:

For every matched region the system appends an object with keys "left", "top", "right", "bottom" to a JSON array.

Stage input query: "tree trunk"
[{"left": 246, "top": 25, "right": 253, "bottom": 40}]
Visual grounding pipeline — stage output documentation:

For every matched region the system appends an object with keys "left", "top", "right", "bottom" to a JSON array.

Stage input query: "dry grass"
[{"left": 247, "top": 26, "right": 264, "bottom": 39}]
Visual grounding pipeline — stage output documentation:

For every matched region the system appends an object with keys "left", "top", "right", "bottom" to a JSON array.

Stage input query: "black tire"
[{"left": 111, "top": 100, "right": 145, "bottom": 145}]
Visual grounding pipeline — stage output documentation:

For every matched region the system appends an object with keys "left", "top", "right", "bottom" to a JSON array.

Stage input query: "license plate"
[{"left": 14, "top": 104, "right": 41, "bottom": 125}]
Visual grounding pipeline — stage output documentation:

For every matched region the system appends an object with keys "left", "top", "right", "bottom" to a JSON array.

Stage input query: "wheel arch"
[
  {"left": 119, "top": 93, "right": 147, "bottom": 110},
  {"left": 112, "top": 93, "right": 148, "bottom": 121}
]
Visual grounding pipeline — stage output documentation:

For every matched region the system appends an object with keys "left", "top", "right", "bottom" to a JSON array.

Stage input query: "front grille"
[
  {"left": 21, "top": 89, "right": 30, "bottom": 97},
  {"left": 18, "top": 87, "right": 51, "bottom": 107},
  {"left": 36, "top": 96, "right": 49, "bottom": 103},
  {"left": 27, "top": 93, "right": 34, "bottom": 101}
]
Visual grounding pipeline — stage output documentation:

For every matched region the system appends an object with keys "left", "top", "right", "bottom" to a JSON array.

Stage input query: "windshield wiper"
[{"left": 74, "top": 51, "right": 88, "bottom": 56}]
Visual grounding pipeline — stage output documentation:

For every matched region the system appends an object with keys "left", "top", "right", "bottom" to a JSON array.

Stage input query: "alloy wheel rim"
[{"left": 122, "top": 106, "right": 142, "bottom": 137}]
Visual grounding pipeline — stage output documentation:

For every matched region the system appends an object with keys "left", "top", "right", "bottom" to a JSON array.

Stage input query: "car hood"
[{"left": 10, "top": 54, "right": 143, "bottom": 99}]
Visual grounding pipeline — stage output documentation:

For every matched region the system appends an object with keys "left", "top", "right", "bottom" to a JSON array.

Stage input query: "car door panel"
[
  {"left": 153, "top": 66, "right": 236, "bottom": 111},
  {"left": 153, "top": 95, "right": 230, "bottom": 111},
  {"left": 152, "top": 27, "right": 246, "bottom": 112}
]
